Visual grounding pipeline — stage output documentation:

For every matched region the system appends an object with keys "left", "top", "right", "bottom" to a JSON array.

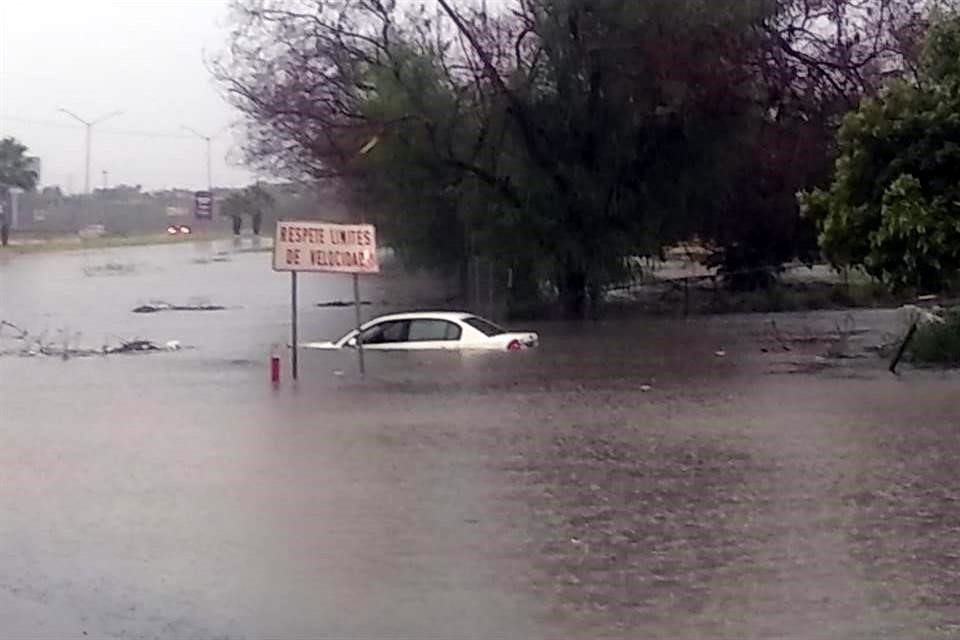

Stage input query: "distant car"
[
  {"left": 301, "top": 312, "right": 539, "bottom": 351},
  {"left": 166, "top": 224, "right": 192, "bottom": 235}
]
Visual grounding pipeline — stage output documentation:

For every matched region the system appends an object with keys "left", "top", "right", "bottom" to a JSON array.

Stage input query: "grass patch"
[
  {"left": 709, "top": 280, "right": 899, "bottom": 314},
  {"left": 596, "top": 277, "right": 904, "bottom": 318},
  {"left": 909, "top": 308, "right": 960, "bottom": 366}
]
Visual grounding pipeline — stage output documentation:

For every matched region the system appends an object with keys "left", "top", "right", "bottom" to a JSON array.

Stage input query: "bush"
[{"left": 909, "top": 308, "right": 960, "bottom": 366}]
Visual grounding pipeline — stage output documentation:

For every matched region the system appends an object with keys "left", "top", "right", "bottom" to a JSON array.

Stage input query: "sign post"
[
  {"left": 291, "top": 271, "right": 299, "bottom": 380},
  {"left": 273, "top": 221, "right": 379, "bottom": 380},
  {"left": 352, "top": 273, "right": 365, "bottom": 377}
]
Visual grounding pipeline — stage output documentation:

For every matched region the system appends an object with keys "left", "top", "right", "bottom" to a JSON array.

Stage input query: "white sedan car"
[{"left": 301, "top": 312, "right": 539, "bottom": 351}]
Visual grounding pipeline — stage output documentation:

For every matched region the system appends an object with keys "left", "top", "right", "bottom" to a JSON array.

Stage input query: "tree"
[
  {"left": 801, "top": 10, "right": 960, "bottom": 293},
  {"left": 218, "top": 0, "right": 768, "bottom": 312},
  {"left": 0, "top": 137, "right": 39, "bottom": 247},
  {"left": 221, "top": 183, "right": 275, "bottom": 236},
  {"left": 40, "top": 185, "right": 63, "bottom": 201},
  {"left": 434, "top": 0, "right": 783, "bottom": 310},
  {"left": 432, "top": 0, "right": 929, "bottom": 295},
  {"left": 697, "top": 0, "right": 932, "bottom": 288},
  {"left": 217, "top": 0, "right": 934, "bottom": 313}
]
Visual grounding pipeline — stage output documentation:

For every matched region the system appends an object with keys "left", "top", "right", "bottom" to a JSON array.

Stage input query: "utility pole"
[
  {"left": 57, "top": 108, "right": 123, "bottom": 196},
  {"left": 100, "top": 170, "right": 109, "bottom": 226}
]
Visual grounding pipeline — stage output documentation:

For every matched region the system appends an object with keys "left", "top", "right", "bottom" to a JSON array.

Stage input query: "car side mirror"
[{"left": 346, "top": 337, "right": 357, "bottom": 348}]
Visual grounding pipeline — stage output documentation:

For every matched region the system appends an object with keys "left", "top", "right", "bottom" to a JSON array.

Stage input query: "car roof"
[{"left": 364, "top": 311, "right": 476, "bottom": 323}]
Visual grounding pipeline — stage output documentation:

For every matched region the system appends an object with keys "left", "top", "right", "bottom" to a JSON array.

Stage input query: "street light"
[
  {"left": 57, "top": 108, "right": 123, "bottom": 196},
  {"left": 181, "top": 125, "right": 228, "bottom": 193}
]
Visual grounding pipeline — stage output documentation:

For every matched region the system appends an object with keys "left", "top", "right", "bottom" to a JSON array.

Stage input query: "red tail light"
[{"left": 507, "top": 339, "right": 522, "bottom": 351}]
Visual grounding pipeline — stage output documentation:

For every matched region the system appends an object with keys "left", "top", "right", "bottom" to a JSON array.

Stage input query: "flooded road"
[{"left": 1, "top": 242, "right": 958, "bottom": 638}]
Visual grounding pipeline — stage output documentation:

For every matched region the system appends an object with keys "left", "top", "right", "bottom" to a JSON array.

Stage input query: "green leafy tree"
[
  {"left": 0, "top": 137, "right": 39, "bottom": 246},
  {"left": 802, "top": 11, "right": 960, "bottom": 292},
  {"left": 0, "top": 137, "right": 37, "bottom": 192}
]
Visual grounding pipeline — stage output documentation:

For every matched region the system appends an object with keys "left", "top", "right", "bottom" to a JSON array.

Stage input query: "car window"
[
  {"left": 464, "top": 316, "right": 506, "bottom": 337},
  {"left": 408, "top": 319, "right": 462, "bottom": 341},
  {"left": 359, "top": 320, "right": 408, "bottom": 344}
]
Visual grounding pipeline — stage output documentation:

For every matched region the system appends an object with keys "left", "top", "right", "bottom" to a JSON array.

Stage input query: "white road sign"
[{"left": 273, "top": 221, "right": 379, "bottom": 274}]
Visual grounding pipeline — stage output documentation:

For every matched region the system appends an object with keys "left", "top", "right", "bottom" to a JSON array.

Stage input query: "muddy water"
[{"left": 1, "top": 243, "right": 958, "bottom": 639}]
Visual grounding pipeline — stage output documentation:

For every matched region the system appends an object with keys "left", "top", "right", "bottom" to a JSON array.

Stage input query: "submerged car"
[{"left": 301, "top": 312, "right": 539, "bottom": 351}]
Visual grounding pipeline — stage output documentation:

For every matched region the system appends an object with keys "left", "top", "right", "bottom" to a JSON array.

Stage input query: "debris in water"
[
  {"left": 83, "top": 262, "right": 137, "bottom": 277},
  {"left": 1, "top": 320, "right": 183, "bottom": 358},
  {"left": 1, "top": 320, "right": 28, "bottom": 339},
  {"left": 316, "top": 300, "right": 374, "bottom": 308},
  {"left": 133, "top": 302, "right": 227, "bottom": 313},
  {"left": 194, "top": 256, "right": 232, "bottom": 264},
  {"left": 105, "top": 339, "right": 185, "bottom": 354},
  {"left": 107, "top": 340, "right": 160, "bottom": 354},
  {"left": 714, "top": 349, "right": 727, "bottom": 357},
  {"left": 640, "top": 384, "right": 653, "bottom": 392}
]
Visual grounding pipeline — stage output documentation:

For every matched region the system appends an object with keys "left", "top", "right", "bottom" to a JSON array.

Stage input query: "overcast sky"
[{"left": 0, "top": 0, "right": 256, "bottom": 192}]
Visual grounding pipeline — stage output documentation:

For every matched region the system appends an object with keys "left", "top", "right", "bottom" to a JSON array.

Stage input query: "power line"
[
  {"left": 0, "top": 114, "right": 213, "bottom": 140},
  {"left": 0, "top": 115, "right": 77, "bottom": 130},
  {"left": 99, "top": 128, "right": 195, "bottom": 140}
]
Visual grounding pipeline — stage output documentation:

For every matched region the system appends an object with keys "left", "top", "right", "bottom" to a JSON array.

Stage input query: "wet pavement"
[{"left": 1, "top": 242, "right": 958, "bottom": 639}]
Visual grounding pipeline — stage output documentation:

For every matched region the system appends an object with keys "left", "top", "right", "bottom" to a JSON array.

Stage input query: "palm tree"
[{"left": 0, "top": 137, "right": 39, "bottom": 247}]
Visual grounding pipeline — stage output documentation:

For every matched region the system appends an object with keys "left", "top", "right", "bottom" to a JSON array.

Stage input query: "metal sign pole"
[
  {"left": 291, "top": 271, "right": 299, "bottom": 381},
  {"left": 353, "top": 273, "right": 366, "bottom": 378}
]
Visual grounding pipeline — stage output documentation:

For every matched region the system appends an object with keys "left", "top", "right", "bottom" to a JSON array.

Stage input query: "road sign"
[
  {"left": 273, "top": 220, "right": 378, "bottom": 382},
  {"left": 194, "top": 190, "right": 213, "bottom": 219},
  {"left": 273, "top": 221, "right": 379, "bottom": 274}
]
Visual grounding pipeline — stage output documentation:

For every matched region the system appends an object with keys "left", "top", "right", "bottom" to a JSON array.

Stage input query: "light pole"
[
  {"left": 181, "top": 125, "right": 214, "bottom": 192},
  {"left": 57, "top": 108, "right": 123, "bottom": 196}
]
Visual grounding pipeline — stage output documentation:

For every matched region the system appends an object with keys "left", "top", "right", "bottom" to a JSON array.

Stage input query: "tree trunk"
[
  {"left": 459, "top": 256, "right": 471, "bottom": 306},
  {"left": 588, "top": 278, "right": 603, "bottom": 318},
  {"left": 506, "top": 257, "right": 541, "bottom": 320},
  {"left": 558, "top": 262, "right": 587, "bottom": 318},
  {"left": 231, "top": 215, "right": 242, "bottom": 236},
  {"left": 0, "top": 197, "right": 7, "bottom": 246},
  {"left": 251, "top": 212, "right": 263, "bottom": 236}
]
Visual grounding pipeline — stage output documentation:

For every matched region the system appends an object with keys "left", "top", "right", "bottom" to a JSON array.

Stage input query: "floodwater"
[{"left": 1, "top": 242, "right": 958, "bottom": 639}]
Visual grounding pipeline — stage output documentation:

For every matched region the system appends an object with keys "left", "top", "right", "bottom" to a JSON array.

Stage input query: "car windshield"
[{"left": 464, "top": 316, "right": 507, "bottom": 337}]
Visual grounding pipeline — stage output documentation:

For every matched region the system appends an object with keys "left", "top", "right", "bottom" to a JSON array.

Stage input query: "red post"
[{"left": 270, "top": 344, "right": 281, "bottom": 384}]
